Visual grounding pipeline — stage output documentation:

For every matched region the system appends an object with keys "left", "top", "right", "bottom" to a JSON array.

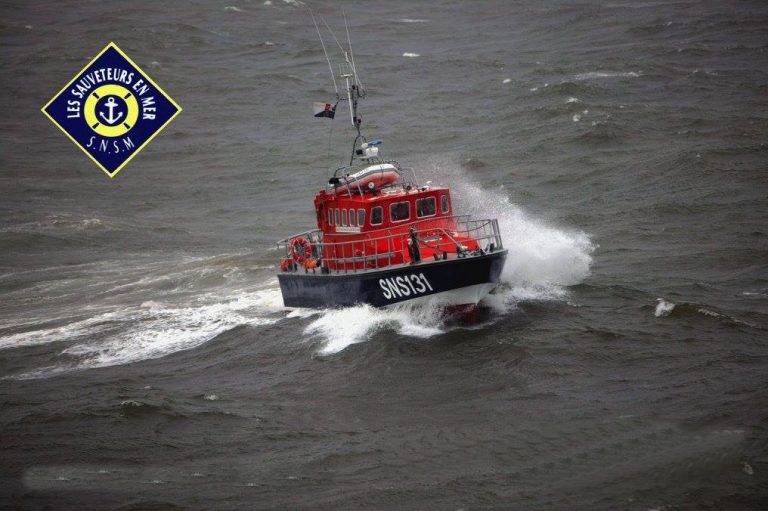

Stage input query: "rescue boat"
[{"left": 276, "top": 16, "right": 507, "bottom": 308}]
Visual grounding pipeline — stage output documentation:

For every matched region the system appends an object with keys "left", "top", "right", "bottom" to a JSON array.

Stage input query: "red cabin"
[{"left": 298, "top": 163, "right": 481, "bottom": 273}]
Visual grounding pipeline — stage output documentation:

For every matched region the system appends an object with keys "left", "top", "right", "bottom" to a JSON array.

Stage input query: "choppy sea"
[{"left": 1, "top": 1, "right": 767, "bottom": 509}]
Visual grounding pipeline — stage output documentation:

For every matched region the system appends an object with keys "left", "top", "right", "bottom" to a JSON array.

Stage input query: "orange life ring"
[{"left": 290, "top": 237, "right": 312, "bottom": 263}]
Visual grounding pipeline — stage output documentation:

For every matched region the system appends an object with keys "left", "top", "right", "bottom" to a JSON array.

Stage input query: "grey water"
[{"left": 1, "top": 0, "right": 767, "bottom": 509}]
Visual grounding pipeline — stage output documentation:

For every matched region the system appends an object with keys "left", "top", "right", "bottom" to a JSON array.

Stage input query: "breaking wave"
[
  {"left": 655, "top": 298, "right": 676, "bottom": 317},
  {"left": 573, "top": 71, "right": 641, "bottom": 80},
  {"left": 451, "top": 181, "right": 595, "bottom": 302}
]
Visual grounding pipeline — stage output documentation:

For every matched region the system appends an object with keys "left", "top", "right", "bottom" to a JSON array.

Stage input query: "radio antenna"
[
  {"left": 343, "top": 10, "right": 364, "bottom": 91},
  {"left": 319, "top": 14, "right": 346, "bottom": 56},
  {"left": 310, "top": 10, "right": 338, "bottom": 96}
]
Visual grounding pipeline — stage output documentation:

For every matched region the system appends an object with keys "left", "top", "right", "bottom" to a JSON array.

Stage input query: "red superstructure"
[{"left": 312, "top": 173, "right": 480, "bottom": 272}]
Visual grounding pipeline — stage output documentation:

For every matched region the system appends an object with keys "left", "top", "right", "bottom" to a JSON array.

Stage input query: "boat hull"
[{"left": 278, "top": 250, "right": 507, "bottom": 308}]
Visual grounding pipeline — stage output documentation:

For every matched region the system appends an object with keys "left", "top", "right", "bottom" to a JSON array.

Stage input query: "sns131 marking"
[{"left": 379, "top": 273, "right": 434, "bottom": 300}]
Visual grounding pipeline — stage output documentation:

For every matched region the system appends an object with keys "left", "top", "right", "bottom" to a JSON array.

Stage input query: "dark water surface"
[{"left": 2, "top": 1, "right": 768, "bottom": 509}]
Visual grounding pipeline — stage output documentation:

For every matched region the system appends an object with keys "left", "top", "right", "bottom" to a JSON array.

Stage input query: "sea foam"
[
  {"left": 5, "top": 286, "right": 282, "bottom": 379},
  {"left": 305, "top": 303, "right": 443, "bottom": 355},
  {"left": 574, "top": 71, "right": 640, "bottom": 80},
  {"left": 655, "top": 298, "right": 675, "bottom": 317}
]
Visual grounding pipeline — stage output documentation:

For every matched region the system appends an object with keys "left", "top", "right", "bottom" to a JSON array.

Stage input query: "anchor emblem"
[
  {"left": 84, "top": 84, "right": 139, "bottom": 138},
  {"left": 98, "top": 96, "right": 124, "bottom": 125}
]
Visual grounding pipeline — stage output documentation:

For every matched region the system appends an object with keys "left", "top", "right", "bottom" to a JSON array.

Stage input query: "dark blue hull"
[{"left": 277, "top": 250, "right": 507, "bottom": 308}]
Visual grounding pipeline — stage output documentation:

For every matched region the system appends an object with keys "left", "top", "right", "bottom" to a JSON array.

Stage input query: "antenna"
[
  {"left": 311, "top": 10, "right": 338, "bottom": 96},
  {"left": 343, "top": 10, "right": 364, "bottom": 92},
  {"left": 338, "top": 61, "right": 355, "bottom": 127},
  {"left": 310, "top": 10, "right": 370, "bottom": 165},
  {"left": 319, "top": 15, "right": 347, "bottom": 57}
]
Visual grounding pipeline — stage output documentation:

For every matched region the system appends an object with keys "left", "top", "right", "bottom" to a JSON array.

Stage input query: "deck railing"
[{"left": 277, "top": 215, "right": 503, "bottom": 274}]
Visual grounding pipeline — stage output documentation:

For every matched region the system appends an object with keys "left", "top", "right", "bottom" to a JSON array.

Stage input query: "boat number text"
[{"left": 379, "top": 273, "right": 434, "bottom": 300}]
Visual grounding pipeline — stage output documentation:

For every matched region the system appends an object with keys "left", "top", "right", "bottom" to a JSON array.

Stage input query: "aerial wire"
[
  {"left": 310, "top": 9, "right": 338, "bottom": 96},
  {"left": 343, "top": 10, "right": 364, "bottom": 91}
]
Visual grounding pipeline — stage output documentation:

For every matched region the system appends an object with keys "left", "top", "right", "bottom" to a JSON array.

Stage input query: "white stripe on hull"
[{"left": 383, "top": 283, "right": 497, "bottom": 308}]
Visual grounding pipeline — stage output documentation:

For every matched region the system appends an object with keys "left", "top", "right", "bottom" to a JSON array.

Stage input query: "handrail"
[
  {"left": 277, "top": 215, "right": 503, "bottom": 275},
  {"left": 276, "top": 228, "right": 323, "bottom": 246},
  {"left": 278, "top": 219, "right": 498, "bottom": 251}
]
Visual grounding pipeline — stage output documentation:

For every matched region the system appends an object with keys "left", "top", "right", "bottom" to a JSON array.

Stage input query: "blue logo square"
[{"left": 42, "top": 42, "right": 182, "bottom": 178}]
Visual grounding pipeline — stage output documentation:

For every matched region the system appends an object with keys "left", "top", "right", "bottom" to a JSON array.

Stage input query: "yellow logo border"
[{"left": 41, "top": 41, "right": 183, "bottom": 179}]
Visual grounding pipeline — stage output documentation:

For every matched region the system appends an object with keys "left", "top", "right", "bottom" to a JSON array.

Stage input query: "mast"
[
  {"left": 313, "top": 12, "right": 370, "bottom": 166},
  {"left": 339, "top": 55, "right": 365, "bottom": 165},
  {"left": 340, "top": 60, "right": 355, "bottom": 128}
]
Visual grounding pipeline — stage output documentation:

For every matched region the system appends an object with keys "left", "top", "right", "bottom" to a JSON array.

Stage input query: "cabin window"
[
  {"left": 335, "top": 208, "right": 340, "bottom": 226},
  {"left": 371, "top": 206, "right": 383, "bottom": 225},
  {"left": 349, "top": 208, "right": 356, "bottom": 226},
  {"left": 328, "top": 209, "right": 333, "bottom": 225},
  {"left": 358, "top": 209, "right": 365, "bottom": 227},
  {"left": 416, "top": 197, "right": 436, "bottom": 218},
  {"left": 390, "top": 201, "right": 410, "bottom": 222},
  {"left": 441, "top": 195, "right": 450, "bottom": 213},
  {"left": 342, "top": 208, "right": 348, "bottom": 226}
]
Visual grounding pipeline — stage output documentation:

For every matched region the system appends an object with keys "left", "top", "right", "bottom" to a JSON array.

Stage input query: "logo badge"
[{"left": 42, "top": 42, "right": 181, "bottom": 178}]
